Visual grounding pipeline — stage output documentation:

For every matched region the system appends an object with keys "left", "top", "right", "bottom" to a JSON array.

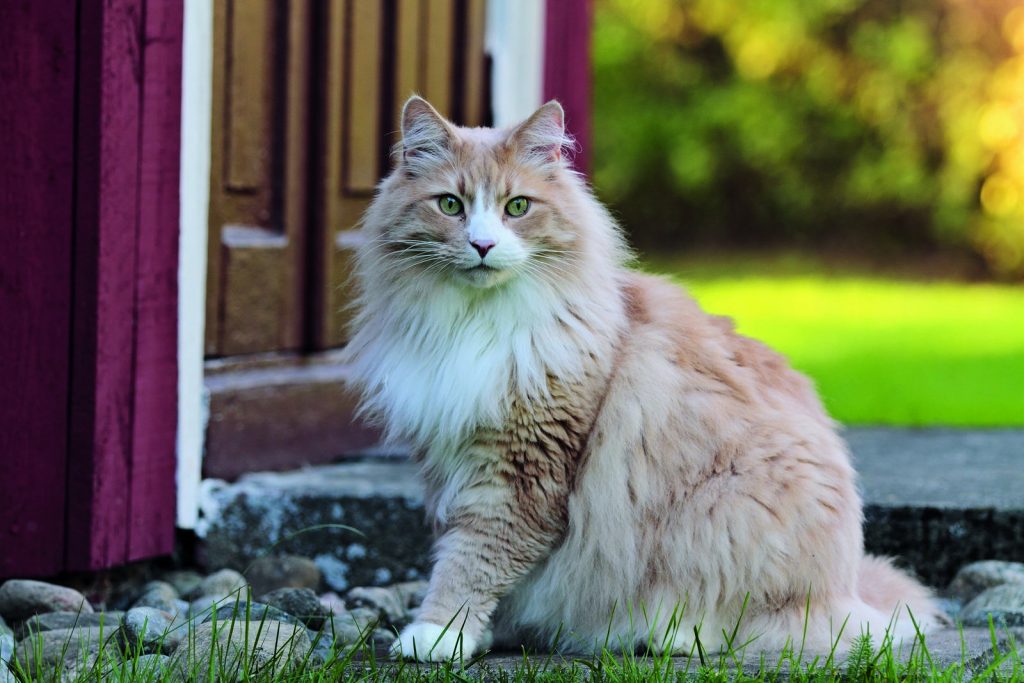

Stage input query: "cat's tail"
[{"left": 856, "top": 555, "right": 948, "bottom": 634}]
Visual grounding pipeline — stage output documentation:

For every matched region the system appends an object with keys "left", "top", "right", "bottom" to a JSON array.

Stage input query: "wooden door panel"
[
  {"left": 314, "top": 0, "right": 489, "bottom": 349},
  {"left": 206, "top": 0, "right": 306, "bottom": 357}
]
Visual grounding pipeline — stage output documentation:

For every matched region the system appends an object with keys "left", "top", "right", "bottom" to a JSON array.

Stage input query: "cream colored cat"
[{"left": 343, "top": 96, "right": 944, "bottom": 662}]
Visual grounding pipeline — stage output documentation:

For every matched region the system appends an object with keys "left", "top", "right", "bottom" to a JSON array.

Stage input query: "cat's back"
[{"left": 616, "top": 270, "right": 828, "bottom": 422}]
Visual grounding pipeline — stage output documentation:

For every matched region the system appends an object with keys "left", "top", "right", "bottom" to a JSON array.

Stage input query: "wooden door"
[{"left": 205, "top": 0, "right": 488, "bottom": 358}]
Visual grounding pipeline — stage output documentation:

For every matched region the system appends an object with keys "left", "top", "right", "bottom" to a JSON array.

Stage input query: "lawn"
[{"left": 643, "top": 252, "right": 1024, "bottom": 427}]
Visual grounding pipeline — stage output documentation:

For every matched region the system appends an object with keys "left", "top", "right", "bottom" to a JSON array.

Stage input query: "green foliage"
[{"left": 593, "top": 0, "right": 1024, "bottom": 278}]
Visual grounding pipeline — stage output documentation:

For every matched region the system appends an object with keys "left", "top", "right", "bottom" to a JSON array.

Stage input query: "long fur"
[{"left": 343, "top": 96, "right": 944, "bottom": 661}]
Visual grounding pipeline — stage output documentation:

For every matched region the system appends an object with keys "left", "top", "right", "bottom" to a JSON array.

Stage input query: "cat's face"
[{"left": 372, "top": 97, "right": 578, "bottom": 290}]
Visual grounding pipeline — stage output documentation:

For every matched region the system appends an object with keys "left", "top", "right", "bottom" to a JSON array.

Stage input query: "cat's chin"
[{"left": 454, "top": 265, "right": 516, "bottom": 289}]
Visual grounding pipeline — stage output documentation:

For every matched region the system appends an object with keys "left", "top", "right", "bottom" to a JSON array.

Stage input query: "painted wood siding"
[
  {"left": 544, "top": 0, "right": 593, "bottom": 173},
  {"left": 0, "top": 0, "right": 182, "bottom": 576}
]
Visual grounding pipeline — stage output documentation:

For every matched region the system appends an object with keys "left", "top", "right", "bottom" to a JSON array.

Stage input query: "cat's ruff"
[{"left": 343, "top": 96, "right": 944, "bottom": 662}]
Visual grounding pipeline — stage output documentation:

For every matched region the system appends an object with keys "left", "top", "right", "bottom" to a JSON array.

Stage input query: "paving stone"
[
  {"left": 197, "top": 461, "right": 431, "bottom": 590},
  {"left": 260, "top": 588, "right": 328, "bottom": 629},
  {"left": 0, "top": 580, "right": 93, "bottom": 621},
  {"left": 947, "top": 560, "right": 1024, "bottom": 603},
  {"left": 245, "top": 555, "right": 321, "bottom": 597},
  {"left": 170, "top": 620, "right": 311, "bottom": 681},
  {"left": 194, "top": 568, "right": 248, "bottom": 600},
  {"left": 960, "top": 584, "right": 1024, "bottom": 627}
]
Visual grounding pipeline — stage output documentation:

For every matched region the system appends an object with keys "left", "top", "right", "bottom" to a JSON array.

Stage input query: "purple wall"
[
  {"left": 544, "top": 0, "right": 593, "bottom": 173},
  {"left": 0, "top": 0, "right": 182, "bottom": 577}
]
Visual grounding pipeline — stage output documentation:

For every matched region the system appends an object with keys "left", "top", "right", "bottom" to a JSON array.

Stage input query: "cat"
[{"left": 342, "top": 95, "right": 945, "bottom": 662}]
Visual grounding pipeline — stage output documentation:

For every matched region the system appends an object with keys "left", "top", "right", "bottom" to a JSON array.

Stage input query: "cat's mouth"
[{"left": 456, "top": 262, "right": 513, "bottom": 288}]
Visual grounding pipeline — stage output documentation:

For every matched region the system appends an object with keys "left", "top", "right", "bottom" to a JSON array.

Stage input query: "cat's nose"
[{"left": 470, "top": 238, "right": 496, "bottom": 258}]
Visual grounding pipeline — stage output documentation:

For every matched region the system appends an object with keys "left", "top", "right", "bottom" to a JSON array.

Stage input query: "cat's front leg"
[{"left": 391, "top": 487, "right": 563, "bottom": 661}]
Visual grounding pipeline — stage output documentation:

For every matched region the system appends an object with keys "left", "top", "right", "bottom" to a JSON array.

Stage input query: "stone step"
[{"left": 196, "top": 428, "right": 1024, "bottom": 591}]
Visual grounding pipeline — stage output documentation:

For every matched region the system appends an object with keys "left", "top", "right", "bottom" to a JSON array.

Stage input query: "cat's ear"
[
  {"left": 508, "top": 100, "right": 569, "bottom": 166},
  {"left": 400, "top": 96, "right": 453, "bottom": 172}
]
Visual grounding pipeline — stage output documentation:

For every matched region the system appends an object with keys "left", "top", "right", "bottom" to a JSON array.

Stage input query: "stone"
[
  {"left": 959, "top": 584, "right": 1024, "bottom": 627},
  {"left": 319, "top": 591, "right": 346, "bottom": 616},
  {"left": 0, "top": 615, "right": 10, "bottom": 640},
  {"left": 121, "top": 607, "right": 179, "bottom": 654},
  {"left": 161, "top": 570, "right": 204, "bottom": 599},
  {"left": 126, "top": 653, "right": 172, "bottom": 677},
  {"left": 197, "top": 462, "right": 432, "bottom": 590},
  {"left": 947, "top": 560, "right": 1024, "bottom": 603},
  {"left": 12, "top": 626, "right": 114, "bottom": 680},
  {"left": 200, "top": 601, "right": 305, "bottom": 629},
  {"left": 245, "top": 555, "right": 321, "bottom": 597},
  {"left": 170, "top": 620, "right": 311, "bottom": 681},
  {"left": 194, "top": 568, "right": 248, "bottom": 600},
  {"left": 132, "top": 581, "right": 178, "bottom": 613},
  {"left": 260, "top": 588, "right": 328, "bottom": 629},
  {"left": 18, "top": 611, "right": 122, "bottom": 638},
  {"left": 393, "top": 580, "right": 429, "bottom": 610},
  {"left": 0, "top": 634, "right": 15, "bottom": 683},
  {"left": 0, "top": 580, "right": 93, "bottom": 621},
  {"left": 345, "top": 586, "right": 405, "bottom": 626}
]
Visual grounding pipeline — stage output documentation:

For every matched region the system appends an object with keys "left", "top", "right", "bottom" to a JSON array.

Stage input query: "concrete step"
[{"left": 196, "top": 428, "right": 1024, "bottom": 591}]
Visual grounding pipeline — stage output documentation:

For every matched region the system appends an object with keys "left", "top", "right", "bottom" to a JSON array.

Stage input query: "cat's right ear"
[{"left": 400, "top": 96, "right": 453, "bottom": 173}]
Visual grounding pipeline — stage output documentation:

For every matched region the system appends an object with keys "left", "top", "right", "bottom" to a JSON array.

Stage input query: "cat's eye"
[
  {"left": 505, "top": 196, "right": 530, "bottom": 217},
  {"left": 438, "top": 195, "right": 463, "bottom": 216}
]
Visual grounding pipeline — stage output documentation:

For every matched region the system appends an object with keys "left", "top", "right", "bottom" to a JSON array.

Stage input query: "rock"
[
  {"left": 345, "top": 586, "right": 405, "bottom": 626},
  {"left": 121, "top": 607, "right": 179, "bottom": 654},
  {"left": 132, "top": 581, "right": 179, "bottom": 613},
  {"left": 161, "top": 570, "right": 204, "bottom": 599},
  {"left": 960, "top": 584, "right": 1024, "bottom": 627},
  {"left": 126, "top": 653, "right": 172, "bottom": 677},
  {"left": 194, "top": 569, "right": 248, "bottom": 600},
  {"left": 245, "top": 555, "right": 321, "bottom": 596},
  {"left": 170, "top": 620, "right": 311, "bottom": 681},
  {"left": 0, "top": 615, "right": 10, "bottom": 639},
  {"left": 393, "top": 580, "right": 429, "bottom": 610},
  {"left": 200, "top": 601, "right": 305, "bottom": 629},
  {"left": 18, "top": 611, "right": 122, "bottom": 638},
  {"left": 319, "top": 591, "right": 346, "bottom": 616},
  {"left": 947, "top": 561, "right": 1024, "bottom": 603},
  {"left": 0, "top": 634, "right": 15, "bottom": 683},
  {"left": 345, "top": 606, "right": 382, "bottom": 632},
  {"left": 12, "top": 626, "right": 114, "bottom": 679},
  {"left": 0, "top": 580, "right": 93, "bottom": 621},
  {"left": 260, "top": 588, "right": 328, "bottom": 629}
]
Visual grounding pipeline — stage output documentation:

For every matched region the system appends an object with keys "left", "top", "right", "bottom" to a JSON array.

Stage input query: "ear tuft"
[
  {"left": 400, "top": 96, "right": 452, "bottom": 172},
  {"left": 508, "top": 101, "right": 571, "bottom": 165}
]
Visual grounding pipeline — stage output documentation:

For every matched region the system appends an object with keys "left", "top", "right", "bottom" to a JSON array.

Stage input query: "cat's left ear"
[{"left": 508, "top": 101, "right": 568, "bottom": 165}]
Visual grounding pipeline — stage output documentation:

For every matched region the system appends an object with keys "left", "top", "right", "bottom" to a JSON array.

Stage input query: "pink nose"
[{"left": 470, "top": 238, "right": 496, "bottom": 258}]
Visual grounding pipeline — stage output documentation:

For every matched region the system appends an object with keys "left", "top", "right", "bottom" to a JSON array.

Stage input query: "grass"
[
  {"left": 6, "top": 590, "right": 1024, "bottom": 682},
  {"left": 642, "top": 251, "right": 1024, "bottom": 427}
]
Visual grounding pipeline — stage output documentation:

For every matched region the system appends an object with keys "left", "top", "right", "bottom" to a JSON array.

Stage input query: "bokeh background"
[{"left": 590, "top": 0, "right": 1024, "bottom": 426}]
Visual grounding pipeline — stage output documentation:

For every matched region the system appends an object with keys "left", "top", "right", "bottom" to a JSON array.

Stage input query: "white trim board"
[
  {"left": 176, "top": 0, "right": 213, "bottom": 530},
  {"left": 486, "top": 0, "right": 546, "bottom": 127}
]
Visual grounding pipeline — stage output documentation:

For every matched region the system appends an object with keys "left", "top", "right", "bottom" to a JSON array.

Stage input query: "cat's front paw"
[{"left": 390, "top": 622, "right": 478, "bottom": 662}]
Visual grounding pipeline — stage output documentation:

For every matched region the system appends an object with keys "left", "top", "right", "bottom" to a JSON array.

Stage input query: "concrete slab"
[{"left": 197, "top": 428, "right": 1024, "bottom": 590}]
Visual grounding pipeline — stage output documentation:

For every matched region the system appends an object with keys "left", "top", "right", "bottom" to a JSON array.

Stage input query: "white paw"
[{"left": 390, "top": 621, "right": 477, "bottom": 662}]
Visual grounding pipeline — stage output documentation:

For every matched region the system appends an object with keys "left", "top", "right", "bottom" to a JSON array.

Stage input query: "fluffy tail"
[{"left": 857, "top": 555, "right": 948, "bottom": 634}]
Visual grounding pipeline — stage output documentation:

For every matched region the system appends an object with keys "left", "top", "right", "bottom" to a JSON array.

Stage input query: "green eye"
[
  {"left": 438, "top": 195, "right": 463, "bottom": 216},
  {"left": 505, "top": 196, "right": 530, "bottom": 217}
]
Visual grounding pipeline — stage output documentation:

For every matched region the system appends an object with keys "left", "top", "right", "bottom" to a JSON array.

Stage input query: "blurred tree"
[{"left": 593, "top": 0, "right": 1024, "bottom": 277}]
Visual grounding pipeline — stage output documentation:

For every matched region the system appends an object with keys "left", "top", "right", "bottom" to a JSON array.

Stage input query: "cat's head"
[{"left": 360, "top": 96, "right": 602, "bottom": 292}]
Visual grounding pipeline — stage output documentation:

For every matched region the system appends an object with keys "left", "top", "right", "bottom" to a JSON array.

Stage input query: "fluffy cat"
[{"left": 342, "top": 96, "right": 944, "bottom": 662}]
